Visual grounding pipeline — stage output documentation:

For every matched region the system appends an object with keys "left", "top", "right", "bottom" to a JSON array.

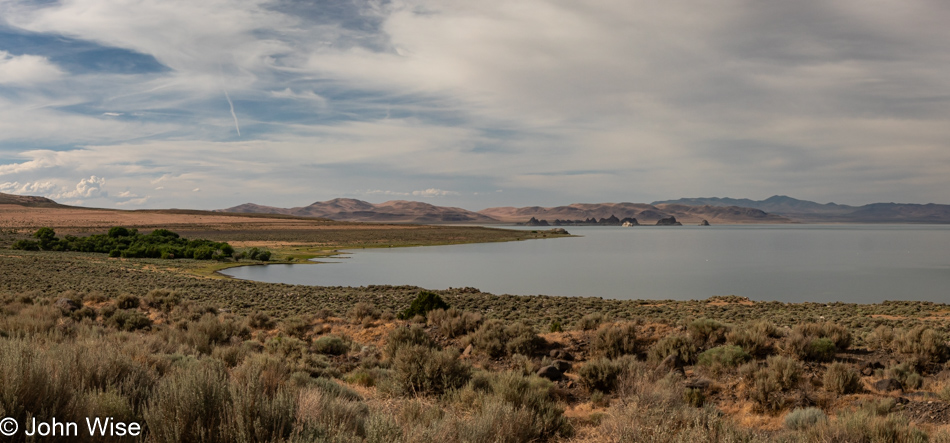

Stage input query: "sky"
[{"left": 0, "top": 0, "right": 948, "bottom": 210}]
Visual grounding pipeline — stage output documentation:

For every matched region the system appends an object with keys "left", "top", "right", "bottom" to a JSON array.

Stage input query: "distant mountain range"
[
  {"left": 220, "top": 199, "right": 790, "bottom": 224},
  {"left": 4, "top": 191, "right": 948, "bottom": 224},
  {"left": 652, "top": 195, "right": 950, "bottom": 223}
]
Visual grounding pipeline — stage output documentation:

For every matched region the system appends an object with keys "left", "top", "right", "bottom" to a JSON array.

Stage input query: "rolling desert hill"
[
  {"left": 220, "top": 198, "right": 498, "bottom": 224},
  {"left": 653, "top": 195, "right": 950, "bottom": 223},
  {"left": 0, "top": 192, "right": 62, "bottom": 207}
]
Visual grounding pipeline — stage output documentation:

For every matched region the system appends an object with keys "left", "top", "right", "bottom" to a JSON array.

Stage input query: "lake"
[{"left": 220, "top": 225, "right": 950, "bottom": 303}]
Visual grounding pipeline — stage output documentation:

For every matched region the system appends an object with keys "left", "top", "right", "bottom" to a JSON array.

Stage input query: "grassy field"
[{"left": 4, "top": 248, "right": 950, "bottom": 442}]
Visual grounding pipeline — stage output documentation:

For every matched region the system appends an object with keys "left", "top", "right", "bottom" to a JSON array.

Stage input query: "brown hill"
[
  {"left": 220, "top": 198, "right": 498, "bottom": 224},
  {"left": 479, "top": 202, "right": 790, "bottom": 224},
  {"left": 0, "top": 192, "right": 61, "bottom": 207}
]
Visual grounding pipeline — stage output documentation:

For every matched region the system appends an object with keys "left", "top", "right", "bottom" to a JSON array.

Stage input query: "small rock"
[
  {"left": 537, "top": 365, "right": 563, "bottom": 381},
  {"left": 699, "top": 220, "right": 710, "bottom": 226},
  {"left": 462, "top": 344, "right": 474, "bottom": 357},
  {"left": 874, "top": 378, "right": 904, "bottom": 392},
  {"left": 553, "top": 360, "right": 572, "bottom": 373},
  {"left": 549, "top": 349, "right": 575, "bottom": 361}
]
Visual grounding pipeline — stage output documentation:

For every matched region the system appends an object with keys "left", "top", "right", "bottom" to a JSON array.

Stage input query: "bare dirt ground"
[{"left": 0, "top": 204, "right": 367, "bottom": 231}]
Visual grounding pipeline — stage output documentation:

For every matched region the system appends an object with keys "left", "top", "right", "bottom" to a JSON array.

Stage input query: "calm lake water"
[{"left": 221, "top": 225, "right": 950, "bottom": 303}]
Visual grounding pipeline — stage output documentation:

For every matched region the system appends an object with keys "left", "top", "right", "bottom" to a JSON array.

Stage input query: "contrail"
[{"left": 224, "top": 89, "right": 241, "bottom": 136}]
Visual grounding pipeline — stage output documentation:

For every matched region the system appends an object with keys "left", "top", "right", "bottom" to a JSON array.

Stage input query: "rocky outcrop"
[
  {"left": 525, "top": 217, "right": 550, "bottom": 226},
  {"left": 874, "top": 378, "right": 904, "bottom": 392},
  {"left": 548, "top": 214, "right": 634, "bottom": 226},
  {"left": 536, "top": 365, "right": 563, "bottom": 381},
  {"left": 699, "top": 219, "right": 710, "bottom": 226},
  {"left": 656, "top": 216, "right": 682, "bottom": 226}
]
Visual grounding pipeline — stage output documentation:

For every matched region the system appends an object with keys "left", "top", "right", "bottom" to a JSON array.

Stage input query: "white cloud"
[
  {"left": 0, "top": 0, "right": 949, "bottom": 207},
  {"left": 271, "top": 88, "right": 328, "bottom": 106},
  {"left": 115, "top": 195, "right": 149, "bottom": 206},
  {"left": 50, "top": 176, "right": 107, "bottom": 199},
  {"left": 412, "top": 188, "right": 458, "bottom": 197},
  {"left": 0, "top": 180, "right": 56, "bottom": 194},
  {"left": 0, "top": 50, "right": 63, "bottom": 84}
]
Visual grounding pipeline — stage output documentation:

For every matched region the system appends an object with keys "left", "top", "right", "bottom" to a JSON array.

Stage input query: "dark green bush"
[
  {"left": 399, "top": 290, "right": 449, "bottom": 320},
  {"left": 19, "top": 227, "right": 232, "bottom": 260}
]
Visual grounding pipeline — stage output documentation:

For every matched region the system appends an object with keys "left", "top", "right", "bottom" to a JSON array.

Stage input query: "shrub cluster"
[
  {"left": 398, "top": 290, "right": 449, "bottom": 320},
  {"left": 428, "top": 308, "right": 483, "bottom": 338},
  {"left": 466, "top": 319, "right": 545, "bottom": 358},
  {"left": 785, "top": 322, "right": 851, "bottom": 362},
  {"left": 12, "top": 227, "right": 233, "bottom": 260},
  {"left": 591, "top": 322, "right": 638, "bottom": 358}
]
